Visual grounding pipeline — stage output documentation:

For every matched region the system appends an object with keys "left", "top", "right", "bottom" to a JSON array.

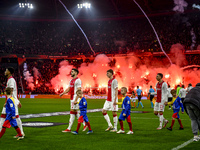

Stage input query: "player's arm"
[
  {"left": 60, "top": 87, "right": 70, "bottom": 97},
  {"left": 113, "top": 87, "right": 118, "bottom": 105},
  {"left": 163, "top": 83, "right": 168, "bottom": 105},
  {"left": 74, "top": 87, "right": 81, "bottom": 104},
  {"left": 124, "top": 98, "right": 130, "bottom": 116},
  {"left": 151, "top": 84, "right": 157, "bottom": 95}
]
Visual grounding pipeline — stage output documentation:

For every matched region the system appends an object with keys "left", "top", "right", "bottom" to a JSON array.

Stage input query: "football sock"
[
  {"left": 178, "top": 119, "right": 183, "bottom": 128},
  {"left": 0, "top": 117, "right": 5, "bottom": 131},
  {"left": 0, "top": 127, "right": 6, "bottom": 138},
  {"left": 87, "top": 122, "right": 92, "bottom": 130},
  {"left": 113, "top": 115, "right": 118, "bottom": 129},
  {"left": 128, "top": 122, "right": 133, "bottom": 131},
  {"left": 159, "top": 114, "right": 164, "bottom": 127},
  {"left": 119, "top": 120, "right": 124, "bottom": 130},
  {"left": 15, "top": 127, "right": 22, "bottom": 136},
  {"left": 76, "top": 122, "right": 81, "bottom": 132},
  {"left": 171, "top": 119, "right": 175, "bottom": 129},
  {"left": 68, "top": 112, "right": 76, "bottom": 130},
  {"left": 151, "top": 102, "right": 154, "bottom": 107},
  {"left": 16, "top": 117, "right": 24, "bottom": 135},
  {"left": 140, "top": 102, "right": 144, "bottom": 107},
  {"left": 134, "top": 102, "right": 136, "bottom": 107},
  {"left": 103, "top": 113, "right": 112, "bottom": 127}
]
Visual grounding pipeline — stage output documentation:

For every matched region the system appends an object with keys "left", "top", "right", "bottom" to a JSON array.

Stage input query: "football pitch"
[{"left": 0, "top": 98, "right": 200, "bottom": 150}]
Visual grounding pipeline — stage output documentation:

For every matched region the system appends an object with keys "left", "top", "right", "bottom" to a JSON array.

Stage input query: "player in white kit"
[
  {"left": 151, "top": 73, "right": 169, "bottom": 130},
  {"left": 0, "top": 67, "right": 24, "bottom": 137},
  {"left": 60, "top": 68, "right": 86, "bottom": 132},
  {"left": 178, "top": 85, "right": 186, "bottom": 103},
  {"left": 102, "top": 69, "right": 118, "bottom": 132}
]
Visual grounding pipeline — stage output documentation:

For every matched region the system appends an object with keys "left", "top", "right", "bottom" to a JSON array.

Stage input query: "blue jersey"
[
  {"left": 121, "top": 96, "right": 131, "bottom": 116},
  {"left": 172, "top": 96, "right": 184, "bottom": 113},
  {"left": 149, "top": 88, "right": 155, "bottom": 94},
  {"left": 119, "top": 96, "right": 131, "bottom": 121},
  {"left": 79, "top": 97, "right": 87, "bottom": 112},
  {"left": 6, "top": 97, "right": 16, "bottom": 120},
  {"left": 136, "top": 89, "right": 142, "bottom": 95}
]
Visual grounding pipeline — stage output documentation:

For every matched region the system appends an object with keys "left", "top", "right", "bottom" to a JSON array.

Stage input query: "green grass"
[{"left": 0, "top": 98, "right": 200, "bottom": 150}]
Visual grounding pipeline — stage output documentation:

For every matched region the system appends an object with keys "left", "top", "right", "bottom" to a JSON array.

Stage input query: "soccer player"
[
  {"left": 102, "top": 69, "right": 118, "bottom": 132},
  {"left": 166, "top": 89, "right": 184, "bottom": 131},
  {"left": 178, "top": 85, "right": 186, "bottom": 103},
  {"left": 72, "top": 90, "right": 93, "bottom": 135},
  {"left": 130, "top": 91, "right": 136, "bottom": 108},
  {"left": 60, "top": 68, "right": 86, "bottom": 132},
  {"left": 167, "top": 85, "right": 173, "bottom": 110},
  {"left": 152, "top": 73, "right": 168, "bottom": 130},
  {"left": 0, "top": 67, "right": 24, "bottom": 138},
  {"left": 0, "top": 87, "right": 23, "bottom": 140},
  {"left": 136, "top": 86, "right": 144, "bottom": 108},
  {"left": 148, "top": 85, "right": 155, "bottom": 108},
  {"left": 117, "top": 87, "right": 133, "bottom": 134}
]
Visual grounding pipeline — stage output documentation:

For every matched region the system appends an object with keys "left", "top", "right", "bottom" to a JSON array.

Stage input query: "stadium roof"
[{"left": 0, "top": 0, "right": 198, "bottom": 19}]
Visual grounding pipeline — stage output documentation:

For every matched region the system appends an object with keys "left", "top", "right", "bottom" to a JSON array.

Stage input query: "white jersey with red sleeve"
[
  {"left": 6, "top": 76, "right": 20, "bottom": 106},
  {"left": 69, "top": 77, "right": 82, "bottom": 100},
  {"left": 107, "top": 78, "right": 118, "bottom": 102},
  {"left": 153, "top": 81, "right": 168, "bottom": 104}
]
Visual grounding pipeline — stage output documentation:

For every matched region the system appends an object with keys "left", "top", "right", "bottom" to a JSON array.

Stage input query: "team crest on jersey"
[
  {"left": 83, "top": 102, "right": 86, "bottom": 105},
  {"left": 127, "top": 101, "right": 130, "bottom": 104},
  {"left": 10, "top": 104, "right": 13, "bottom": 107}
]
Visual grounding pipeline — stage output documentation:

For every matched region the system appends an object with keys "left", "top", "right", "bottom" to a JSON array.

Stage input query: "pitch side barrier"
[{"left": 0, "top": 94, "right": 149, "bottom": 99}]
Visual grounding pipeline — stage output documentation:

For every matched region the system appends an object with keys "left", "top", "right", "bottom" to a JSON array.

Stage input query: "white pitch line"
[{"left": 171, "top": 139, "right": 194, "bottom": 150}]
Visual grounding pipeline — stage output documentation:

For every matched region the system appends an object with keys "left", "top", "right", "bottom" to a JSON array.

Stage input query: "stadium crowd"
[{"left": 0, "top": 13, "right": 199, "bottom": 56}]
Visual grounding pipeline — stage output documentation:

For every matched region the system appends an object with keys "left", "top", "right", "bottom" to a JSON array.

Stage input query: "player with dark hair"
[
  {"left": 0, "top": 87, "right": 23, "bottom": 140},
  {"left": 60, "top": 68, "right": 86, "bottom": 132},
  {"left": 0, "top": 67, "right": 24, "bottom": 138},
  {"left": 151, "top": 73, "right": 169, "bottom": 130},
  {"left": 102, "top": 69, "right": 118, "bottom": 132},
  {"left": 117, "top": 87, "right": 133, "bottom": 134}
]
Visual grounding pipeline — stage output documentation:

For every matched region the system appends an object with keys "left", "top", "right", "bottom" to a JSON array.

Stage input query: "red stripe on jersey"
[
  {"left": 156, "top": 81, "right": 164, "bottom": 103},
  {"left": 69, "top": 77, "right": 78, "bottom": 100},
  {"left": 107, "top": 78, "right": 115, "bottom": 102}
]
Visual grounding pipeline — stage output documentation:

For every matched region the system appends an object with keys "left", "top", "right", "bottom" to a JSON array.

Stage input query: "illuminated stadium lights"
[
  {"left": 77, "top": 3, "right": 91, "bottom": 9},
  {"left": 19, "top": 3, "right": 33, "bottom": 9}
]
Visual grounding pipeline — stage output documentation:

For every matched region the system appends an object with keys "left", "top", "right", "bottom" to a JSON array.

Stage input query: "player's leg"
[
  {"left": 62, "top": 105, "right": 76, "bottom": 132},
  {"left": 0, "top": 127, "right": 6, "bottom": 138},
  {"left": 150, "top": 95, "right": 154, "bottom": 108},
  {"left": 117, "top": 112, "right": 125, "bottom": 134},
  {"left": 83, "top": 115, "right": 93, "bottom": 134},
  {"left": 167, "top": 114, "right": 176, "bottom": 131},
  {"left": 0, "top": 107, "right": 6, "bottom": 131},
  {"left": 11, "top": 119, "right": 23, "bottom": 140},
  {"left": 126, "top": 115, "right": 133, "bottom": 134},
  {"left": 136, "top": 96, "right": 140, "bottom": 108},
  {"left": 72, "top": 115, "right": 83, "bottom": 134},
  {"left": 102, "top": 101, "right": 113, "bottom": 131},
  {"left": 110, "top": 103, "right": 118, "bottom": 132}
]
